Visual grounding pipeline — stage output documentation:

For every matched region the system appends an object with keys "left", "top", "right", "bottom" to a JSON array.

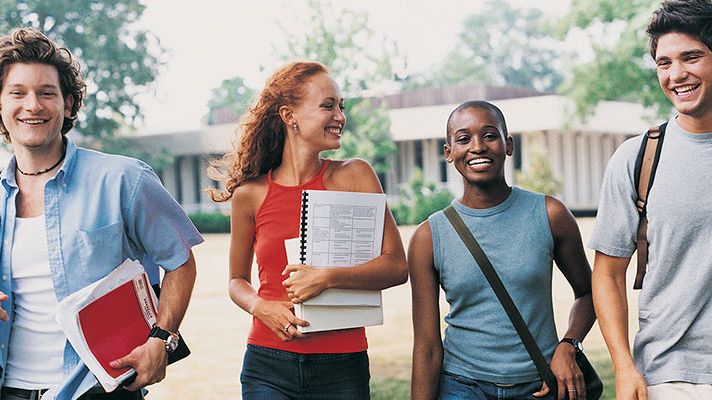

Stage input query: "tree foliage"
[
  {"left": 0, "top": 0, "right": 164, "bottom": 139},
  {"left": 408, "top": 0, "right": 564, "bottom": 92},
  {"left": 559, "top": 0, "right": 670, "bottom": 118},
  {"left": 96, "top": 135, "right": 174, "bottom": 173},
  {"left": 206, "top": 76, "right": 255, "bottom": 124},
  {"left": 325, "top": 99, "right": 395, "bottom": 175},
  {"left": 274, "top": 0, "right": 393, "bottom": 93},
  {"left": 273, "top": 0, "right": 397, "bottom": 173},
  {"left": 392, "top": 168, "right": 454, "bottom": 225},
  {"left": 515, "top": 150, "right": 562, "bottom": 196}
]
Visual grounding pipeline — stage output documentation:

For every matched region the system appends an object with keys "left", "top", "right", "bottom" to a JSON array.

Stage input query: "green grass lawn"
[{"left": 371, "top": 358, "right": 615, "bottom": 400}]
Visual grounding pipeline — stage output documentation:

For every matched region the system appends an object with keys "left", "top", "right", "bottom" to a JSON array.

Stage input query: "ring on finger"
[
  {"left": 567, "top": 389, "right": 576, "bottom": 392},
  {"left": 284, "top": 324, "right": 292, "bottom": 333}
]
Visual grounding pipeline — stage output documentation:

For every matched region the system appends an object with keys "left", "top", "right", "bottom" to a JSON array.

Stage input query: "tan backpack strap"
[{"left": 633, "top": 125, "right": 663, "bottom": 290}]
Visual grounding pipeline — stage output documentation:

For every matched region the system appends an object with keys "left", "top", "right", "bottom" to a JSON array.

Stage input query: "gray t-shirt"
[{"left": 589, "top": 117, "right": 712, "bottom": 385}]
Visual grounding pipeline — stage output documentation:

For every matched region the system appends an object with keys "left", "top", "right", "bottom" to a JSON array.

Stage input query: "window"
[
  {"left": 377, "top": 171, "right": 387, "bottom": 193},
  {"left": 414, "top": 141, "right": 423, "bottom": 169},
  {"left": 192, "top": 156, "right": 202, "bottom": 203},
  {"left": 438, "top": 139, "right": 447, "bottom": 183},
  {"left": 513, "top": 134, "right": 522, "bottom": 170},
  {"left": 174, "top": 157, "right": 183, "bottom": 204}
]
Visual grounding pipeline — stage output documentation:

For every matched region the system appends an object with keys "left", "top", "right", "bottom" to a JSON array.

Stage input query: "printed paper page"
[
  {"left": 303, "top": 190, "right": 386, "bottom": 268},
  {"left": 301, "top": 190, "right": 385, "bottom": 307}
]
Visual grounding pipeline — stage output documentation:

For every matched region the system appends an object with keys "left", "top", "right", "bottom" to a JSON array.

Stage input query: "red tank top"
[{"left": 247, "top": 159, "right": 368, "bottom": 353}]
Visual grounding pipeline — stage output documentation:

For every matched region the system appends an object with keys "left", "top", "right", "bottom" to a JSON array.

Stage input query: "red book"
[{"left": 77, "top": 273, "right": 158, "bottom": 379}]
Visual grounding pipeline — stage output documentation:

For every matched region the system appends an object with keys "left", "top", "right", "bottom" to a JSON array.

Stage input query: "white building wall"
[
  {"left": 179, "top": 156, "right": 194, "bottom": 210},
  {"left": 576, "top": 134, "right": 592, "bottom": 208},
  {"left": 132, "top": 95, "right": 647, "bottom": 214},
  {"left": 160, "top": 161, "right": 177, "bottom": 197},
  {"left": 546, "top": 131, "right": 564, "bottom": 197},
  {"left": 589, "top": 134, "right": 604, "bottom": 205},
  {"left": 422, "top": 139, "right": 440, "bottom": 184},
  {"left": 561, "top": 133, "right": 577, "bottom": 205}
]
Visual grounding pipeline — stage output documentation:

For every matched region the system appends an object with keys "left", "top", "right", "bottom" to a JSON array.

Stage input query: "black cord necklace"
[{"left": 16, "top": 142, "right": 67, "bottom": 176}]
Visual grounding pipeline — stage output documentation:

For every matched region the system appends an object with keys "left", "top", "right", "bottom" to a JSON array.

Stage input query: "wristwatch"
[
  {"left": 149, "top": 324, "right": 180, "bottom": 354},
  {"left": 560, "top": 337, "right": 584, "bottom": 353}
]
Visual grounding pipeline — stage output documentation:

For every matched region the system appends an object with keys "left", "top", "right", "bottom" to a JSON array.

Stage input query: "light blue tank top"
[{"left": 428, "top": 187, "right": 558, "bottom": 384}]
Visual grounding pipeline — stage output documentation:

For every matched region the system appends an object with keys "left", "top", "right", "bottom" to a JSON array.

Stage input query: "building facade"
[{"left": 130, "top": 85, "right": 658, "bottom": 214}]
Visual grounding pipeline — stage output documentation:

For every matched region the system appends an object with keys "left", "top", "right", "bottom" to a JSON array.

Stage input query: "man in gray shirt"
[{"left": 589, "top": 1, "right": 712, "bottom": 399}]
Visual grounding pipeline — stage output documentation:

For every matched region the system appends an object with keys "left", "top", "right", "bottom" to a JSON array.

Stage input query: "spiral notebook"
[{"left": 291, "top": 190, "right": 386, "bottom": 332}]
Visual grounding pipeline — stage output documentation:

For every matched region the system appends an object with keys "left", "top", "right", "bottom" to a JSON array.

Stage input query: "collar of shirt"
[{"left": 1, "top": 137, "right": 79, "bottom": 193}]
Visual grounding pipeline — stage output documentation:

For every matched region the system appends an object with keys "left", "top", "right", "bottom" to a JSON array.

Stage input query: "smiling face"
[
  {"left": 655, "top": 32, "right": 712, "bottom": 131},
  {"left": 0, "top": 63, "right": 71, "bottom": 151},
  {"left": 291, "top": 73, "right": 346, "bottom": 152},
  {"left": 444, "top": 106, "right": 512, "bottom": 186}
]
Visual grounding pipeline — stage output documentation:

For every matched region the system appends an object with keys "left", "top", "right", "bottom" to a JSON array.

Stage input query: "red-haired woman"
[{"left": 209, "top": 61, "right": 407, "bottom": 399}]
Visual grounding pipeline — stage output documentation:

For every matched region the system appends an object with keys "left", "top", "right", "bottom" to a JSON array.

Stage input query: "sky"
[{"left": 134, "top": 0, "right": 571, "bottom": 134}]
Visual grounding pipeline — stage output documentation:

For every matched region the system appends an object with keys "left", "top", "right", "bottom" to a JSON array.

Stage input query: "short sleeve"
[
  {"left": 124, "top": 163, "right": 204, "bottom": 272},
  {"left": 588, "top": 137, "right": 643, "bottom": 257}
]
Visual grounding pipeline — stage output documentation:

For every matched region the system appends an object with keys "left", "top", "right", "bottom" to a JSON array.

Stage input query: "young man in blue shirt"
[{"left": 0, "top": 28, "right": 203, "bottom": 399}]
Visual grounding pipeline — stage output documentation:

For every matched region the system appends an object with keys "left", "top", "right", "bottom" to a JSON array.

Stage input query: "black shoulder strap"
[
  {"left": 632, "top": 122, "right": 667, "bottom": 290},
  {"left": 443, "top": 205, "right": 558, "bottom": 393}
]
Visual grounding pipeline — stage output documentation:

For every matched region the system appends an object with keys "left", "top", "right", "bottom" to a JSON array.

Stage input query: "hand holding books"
[
  {"left": 56, "top": 259, "right": 189, "bottom": 392},
  {"left": 284, "top": 190, "right": 387, "bottom": 333}
]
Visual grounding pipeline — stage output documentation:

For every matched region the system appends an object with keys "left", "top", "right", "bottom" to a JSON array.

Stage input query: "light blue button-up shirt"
[{"left": 0, "top": 138, "right": 203, "bottom": 399}]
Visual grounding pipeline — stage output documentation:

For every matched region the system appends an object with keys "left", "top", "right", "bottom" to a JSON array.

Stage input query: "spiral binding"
[{"left": 299, "top": 191, "right": 309, "bottom": 264}]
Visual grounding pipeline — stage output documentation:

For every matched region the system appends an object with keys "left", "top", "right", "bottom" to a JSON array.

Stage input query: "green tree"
[
  {"left": 273, "top": 0, "right": 397, "bottom": 173},
  {"left": 0, "top": 0, "right": 165, "bottom": 139},
  {"left": 206, "top": 76, "right": 255, "bottom": 124},
  {"left": 515, "top": 150, "right": 562, "bottom": 196},
  {"left": 325, "top": 99, "right": 395, "bottom": 176},
  {"left": 408, "top": 0, "right": 564, "bottom": 92},
  {"left": 274, "top": 0, "right": 393, "bottom": 93},
  {"left": 392, "top": 168, "right": 454, "bottom": 225},
  {"left": 98, "top": 135, "right": 174, "bottom": 173},
  {"left": 559, "top": 0, "right": 670, "bottom": 118}
]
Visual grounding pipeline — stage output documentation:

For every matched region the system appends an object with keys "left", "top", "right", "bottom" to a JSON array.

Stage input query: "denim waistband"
[{"left": 247, "top": 344, "right": 367, "bottom": 362}]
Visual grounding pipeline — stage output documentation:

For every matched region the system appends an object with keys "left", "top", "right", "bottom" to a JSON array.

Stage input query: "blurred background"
[
  {"left": 0, "top": 1, "right": 668, "bottom": 398},
  {"left": 0, "top": 0, "right": 672, "bottom": 223}
]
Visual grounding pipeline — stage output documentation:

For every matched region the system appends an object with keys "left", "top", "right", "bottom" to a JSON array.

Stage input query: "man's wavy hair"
[
  {"left": 0, "top": 28, "right": 86, "bottom": 141},
  {"left": 208, "top": 61, "right": 328, "bottom": 202},
  {"left": 647, "top": 0, "right": 712, "bottom": 59}
]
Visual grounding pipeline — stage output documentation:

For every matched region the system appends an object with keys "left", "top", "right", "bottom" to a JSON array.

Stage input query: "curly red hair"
[{"left": 208, "top": 61, "right": 328, "bottom": 202}]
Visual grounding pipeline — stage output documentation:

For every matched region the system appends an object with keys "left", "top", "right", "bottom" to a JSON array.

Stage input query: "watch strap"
[
  {"left": 560, "top": 337, "right": 583, "bottom": 352},
  {"left": 149, "top": 324, "right": 175, "bottom": 340},
  {"left": 149, "top": 324, "right": 180, "bottom": 353}
]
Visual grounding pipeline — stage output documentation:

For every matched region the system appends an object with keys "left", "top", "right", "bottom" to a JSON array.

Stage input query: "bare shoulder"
[
  {"left": 231, "top": 174, "right": 269, "bottom": 215},
  {"left": 408, "top": 220, "right": 435, "bottom": 272},
  {"left": 328, "top": 158, "right": 375, "bottom": 179},
  {"left": 325, "top": 158, "right": 381, "bottom": 193},
  {"left": 410, "top": 220, "right": 433, "bottom": 249},
  {"left": 545, "top": 195, "right": 569, "bottom": 220},
  {"left": 544, "top": 195, "right": 577, "bottom": 239}
]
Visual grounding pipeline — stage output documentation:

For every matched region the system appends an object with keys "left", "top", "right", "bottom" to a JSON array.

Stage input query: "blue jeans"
[
  {"left": 439, "top": 372, "right": 555, "bottom": 400},
  {"left": 240, "top": 344, "right": 370, "bottom": 400}
]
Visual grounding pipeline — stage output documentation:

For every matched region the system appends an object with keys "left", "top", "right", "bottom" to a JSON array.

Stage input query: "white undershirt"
[{"left": 5, "top": 215, "right": 64, "bottom": 389}]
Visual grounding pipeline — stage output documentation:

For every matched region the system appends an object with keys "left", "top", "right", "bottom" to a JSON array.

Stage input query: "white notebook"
[{"left": 288, "top": 190, "right": 386, "bottom": 332}]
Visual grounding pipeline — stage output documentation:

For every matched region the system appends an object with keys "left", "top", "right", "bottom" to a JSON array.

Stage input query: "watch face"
[
  {"left": 562, "top": 338, "right": 583, "bottom": 352},
  {"left": 165, "top": 335, "right": 179, "bottom": 353}
]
